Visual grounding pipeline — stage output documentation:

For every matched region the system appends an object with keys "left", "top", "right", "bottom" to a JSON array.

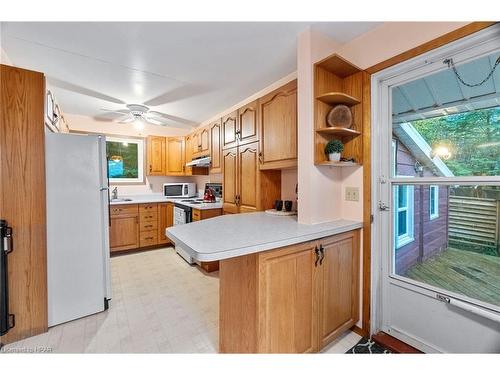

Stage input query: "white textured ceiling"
[{"left": 1, "top": 22, "right": 381, "bottom": 127}]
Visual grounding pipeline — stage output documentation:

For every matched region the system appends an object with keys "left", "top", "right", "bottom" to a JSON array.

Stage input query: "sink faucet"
[{"left": 111, "top": 187, "right": 118, "bottom": 200}]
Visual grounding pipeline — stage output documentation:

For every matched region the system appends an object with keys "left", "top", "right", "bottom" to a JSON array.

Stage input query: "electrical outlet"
[{"left": 345, "top": 187, "right": 359, "bottom": 202}]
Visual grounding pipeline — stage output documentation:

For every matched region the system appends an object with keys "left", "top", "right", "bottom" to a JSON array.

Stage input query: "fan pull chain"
[{"left": 443, "top": 56, "right": 500, "bottom": 88}]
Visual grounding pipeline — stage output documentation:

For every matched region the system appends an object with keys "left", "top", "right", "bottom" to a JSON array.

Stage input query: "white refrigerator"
[{"left": 45, "top": 132, "right": 111, "bottom": 327}]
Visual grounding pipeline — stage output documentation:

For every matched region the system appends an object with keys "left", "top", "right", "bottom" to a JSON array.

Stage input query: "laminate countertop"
[
  {"left": 109, "top": 194, "right": 223, "bottom": 210},
  {"left": 166, "top": 212, "right": 363, "bottom": 262}
]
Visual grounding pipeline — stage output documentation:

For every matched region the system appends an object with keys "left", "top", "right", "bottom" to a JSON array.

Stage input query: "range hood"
[{"left": 186, "top": 156, "right": 211, "bottom": 167}]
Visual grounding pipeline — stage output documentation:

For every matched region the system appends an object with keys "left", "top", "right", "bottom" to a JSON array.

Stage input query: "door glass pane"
[
  {"left": 391, "top": 51, "right": 500, "bottom": 178},
  {"left": 392, "top": 184, "right": 500, "bottom": 308}
]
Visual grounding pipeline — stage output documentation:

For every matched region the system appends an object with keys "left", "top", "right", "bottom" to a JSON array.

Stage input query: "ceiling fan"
[{"left": 100, "top": 104, "right": 195, "bottom": 130}]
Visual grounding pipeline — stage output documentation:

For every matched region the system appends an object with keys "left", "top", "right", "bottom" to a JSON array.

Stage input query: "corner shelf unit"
[{"left": 313, "top": 54, "right": 369, "bottom": 166}]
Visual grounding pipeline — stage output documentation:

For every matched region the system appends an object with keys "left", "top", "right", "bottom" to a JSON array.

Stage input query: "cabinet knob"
[
  {"left": 258, "top": 152, "right": 263, "bottom": 164},
  {"left": 149, "top": 165, "right": 152, "bottom": 172}
]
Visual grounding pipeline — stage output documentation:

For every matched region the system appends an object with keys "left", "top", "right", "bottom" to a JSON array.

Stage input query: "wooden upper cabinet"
[
  {"left": 238, "top": 100, "right": 259, "bottom": 146},
  {"left": 222, "top": 111, "right": 239, "bottom": 150},
  {"left": 210, "top": 120, "right": 222, "bottom": 174},
  {"left": 317, "top": 231, "right": 359, "bottom": 348},
  {"left": 200, "top": 127, "right": 210, "bottom": 156},
  {"left": 238, "top": 142, "right": 259, "bottom": 213},
  {"left": 222, "top": 147, "right": 238, "bottom": 214},
  {"left": 257, "top": 241, "right": 318, "bottom": 353},
  {"left": 184, "top": 134, "right": 193, "bottom": 176},
  {"left": 147, "top": 136, "right": 166, "bottom": 175},
  {"left": 259, "top": 80, "right": 298, "bottom": 169},
  {"left": 166, "top": 137, "right": 185, "bottom": 176}
]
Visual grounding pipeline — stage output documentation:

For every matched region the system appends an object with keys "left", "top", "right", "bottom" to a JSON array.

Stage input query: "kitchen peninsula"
[{"left": 166, "top": 213, "right": 362, "bottom": 353}]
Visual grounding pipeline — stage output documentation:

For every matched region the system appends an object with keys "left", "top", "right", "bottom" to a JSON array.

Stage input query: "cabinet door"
[
  {"left": 158, "top": 203, "right": 173, "bottom": 245},
  {"left": 238, "top": 100, "right": 259, "bottom": 146},
  {"left": 257, "top": 242, "right": 318, "bottom": 353},
  {"left": 184, "top": 135, "right": 193, "bottom": 176},
  {"left": 259, "top": 80, "right": 297, "bottom": 169},
  {"left": 238, "top": 142, "right": 259, "bottom": 213},
  {"left": 192, "top": 130, "right": 200, "bottom": 157},
  {"left": 317, "top": 231, "right": 359, "bottom": 349},
  {"left": 166, "top": 137, "right": 185, "bottom": 176},
  {"left": 222, "top": 111, "right": 238, "bottom": 150},
  {"left": 110, "top": 215, "right": 139, "bottom": 252},
  {"left": 147, "top": 136, "right": 166, "bottom": 175},
  {"left": 200, "top": 127, "right": 210, "bottom": 155},
  {"left": 209, "top": 120, "right": 222, "bottom": 174},
  {"left": 222, "top": 147, "right": 239, "bottom": 214}
]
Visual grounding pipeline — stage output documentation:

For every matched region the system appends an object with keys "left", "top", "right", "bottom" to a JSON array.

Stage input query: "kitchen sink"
[{"left": 110, "top": 198, "right": 133, "bottom": 202}]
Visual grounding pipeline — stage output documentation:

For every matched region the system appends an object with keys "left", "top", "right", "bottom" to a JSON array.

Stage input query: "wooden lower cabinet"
[
  {"left": 110, "top": 202, "right": 175, "bottom": 252},
  {"left": 192, "top": 207, "right": 223, "bottom": 273},
  {"left": 158, "top": 202, "right": 174, "bottom": 244},
  {"left": 110, "top": 211, "right": 139, "bottom": 252},
  {"left": 219, "top": 229, "right": 360, "bottom": 353}
]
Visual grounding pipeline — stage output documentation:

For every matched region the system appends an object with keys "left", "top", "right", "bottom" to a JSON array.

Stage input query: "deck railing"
[{"left": 448, "top": 195, "right": 500, "bottom": 256}]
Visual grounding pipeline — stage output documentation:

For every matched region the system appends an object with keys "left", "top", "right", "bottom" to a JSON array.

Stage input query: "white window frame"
[
  {"left": 106, "top": 136, "right": 145, "bottom": 184},
  {"left": 393, "top": 181, "right": 414, "bottom": 249},
  {"left": 429, "top": 185, "right": 439, "bottom": 220}
]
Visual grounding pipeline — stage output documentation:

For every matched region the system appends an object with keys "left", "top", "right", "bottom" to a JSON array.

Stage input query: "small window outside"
[
  {"left": 430, "top": 185, "right": 439, "bottom": 220},
  {"left": 106, "top": 136, "right": 144, "bottom": 184},
  {"left": 394, "top": 184, "right": 414, "bottom": 249}
]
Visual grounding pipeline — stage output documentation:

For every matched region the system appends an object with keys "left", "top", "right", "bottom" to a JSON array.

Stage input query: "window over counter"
[{"left": 106, "top": 136, "right": 144, "bottom": 184}]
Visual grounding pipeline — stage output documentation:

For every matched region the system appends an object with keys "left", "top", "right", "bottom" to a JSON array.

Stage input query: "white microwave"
[{"left": 163, "top": 183, "right": 196, "bottom": 198}]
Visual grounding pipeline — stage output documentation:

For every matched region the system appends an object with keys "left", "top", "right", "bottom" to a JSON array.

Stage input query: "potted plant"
[{"left": 324, "top": 139, "right": 344, "bottom": 162}]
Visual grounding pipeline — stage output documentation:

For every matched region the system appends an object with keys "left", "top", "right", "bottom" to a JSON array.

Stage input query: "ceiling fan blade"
[
  {"left": 119, "top": 116, "right": 135, "bottom": 124},
  {"left": 148, "top": 111, "right": 197, "bottom": 127},
  {"left": 145, "top": 117, "right": 164, "bottom": 126},
  {"left": 100, "top": 108, "right": 130, "bottom": 115},
  {"left": 143, "top": 84, "right": 211, "bottom": 107},
  {"left": 47, "top": 77, "right": 125, "bottom": 104}
]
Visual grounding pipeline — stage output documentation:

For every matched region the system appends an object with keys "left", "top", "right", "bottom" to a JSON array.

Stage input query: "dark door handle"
[
  {"left": 314, "top": 246, "right": 320, "bottom": 267},
  {"left": 319, "top": 244, "right": 325, "bottom": 266}
]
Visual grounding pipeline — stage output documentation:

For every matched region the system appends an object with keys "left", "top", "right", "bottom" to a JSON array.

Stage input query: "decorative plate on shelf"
[{"left": 326, "top": 104, "right": 352, "bottom": 128}]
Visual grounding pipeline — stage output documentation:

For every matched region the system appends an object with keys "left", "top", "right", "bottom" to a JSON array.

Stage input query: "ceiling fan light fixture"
[{"left": 133, "top": 116, "right": 145, "bottom": 131}]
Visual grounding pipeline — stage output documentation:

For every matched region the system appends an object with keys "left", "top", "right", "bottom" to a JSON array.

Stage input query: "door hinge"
[{"left": 370, "top": 214, "right": 374, "bottom": 223}]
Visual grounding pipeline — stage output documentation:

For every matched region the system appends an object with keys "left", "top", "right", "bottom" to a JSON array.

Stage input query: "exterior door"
[
  {"left": 318, "top": 231, "right": 359, "bottom": 348},
  {"left": 209, "top": 120, "right": 222, "bottom": 173},
  {"left": 238, "top": 142, "right": 259, "bottom": 213},
  {"left": 222, "top": 147, "right": 238, "bottom": 214},
  {"left": 222, "top": 111, "right": 238, "bottom": 150},
  {"left": 238, "top": 100, "right": 259, "bottom": 146},
  {"left": 166, "top": 137, "right": 185, "bottom": 176},
  {"left": 373, "top": 26, "right": 500, "bottom": 353},
  {"left": 147, "top": 136, "right": 166, "bottom": 175}
]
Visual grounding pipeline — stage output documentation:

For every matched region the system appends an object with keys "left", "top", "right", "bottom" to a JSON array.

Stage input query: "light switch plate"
[{"left": 345, "top": 187, "right": 359, "bottom": 202}]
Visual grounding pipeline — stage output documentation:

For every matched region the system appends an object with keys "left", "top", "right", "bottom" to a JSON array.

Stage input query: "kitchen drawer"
[
  {"left": 139, "top": 203, "right": 158, "bottom": 213},
  {"left": 140, "top": 230, "right": 158, "bottom": 247},
  {"left": 192, "top": 209, "right": 201, "bottom": 221},
  {"left": 110, "top": 204, "right": 138, "bottom": 217},
  {"left": 139, "top": 220, "right": 158, "bottom": 232},
  {"left": 140, "top": 211, "right": 158, "bottom": 222}
]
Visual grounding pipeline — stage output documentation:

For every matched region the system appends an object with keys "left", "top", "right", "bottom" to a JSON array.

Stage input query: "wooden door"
[
  {"left": 259, "top": 80, "right": 297, "bottom": 169},
  {"left": 147, "top": 136, "right": 166, "bottom": 175},
  {"left": 238, "top": 142, "right": 259, "bottom": 213},
  {"left": 0, "top": 65, "right": 47, "bottom": 344},
  {"left": 209, "top": 120, "right": 222, "bottom": 173},
  {"left": 166, "top": 137, "right": 185, "bottom": 176},
  {"left": 222, "top": 111, "right": 238, "bottom": 150},
  {"left": 157, "top": 203, "right": 173, "bottom": 245},
  {"left": 200, "top": 127, "right": 210, "bottom": 155},
  {"left": 238, "top": 100, "right": 259, "bottom": 146},
  {"left": 184, "top": 134, "right": 193, "bottom": 176},
  {"left": 222, "top": 147, "right": 238, "bottom": 214},
  {"left": 317, "top": 231, "right": 359, "bottom": 349},
  {"left": 257, "top": 242, "right": 318, "bottom": 353},
  {"left": 109, "top": 215, "right": 139, "bottom": 252}
]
